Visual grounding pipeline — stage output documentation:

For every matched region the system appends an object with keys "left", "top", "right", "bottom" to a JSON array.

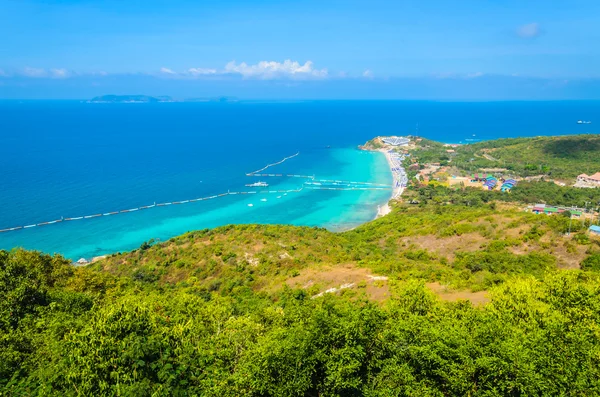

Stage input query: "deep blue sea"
[{"left": 1, "top": 100, "right": 599, "bottom": 259}]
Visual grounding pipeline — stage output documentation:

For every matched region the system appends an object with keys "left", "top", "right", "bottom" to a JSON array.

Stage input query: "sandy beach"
[{"left": 375, "top": 149, "right": 405, "bottom": 218}]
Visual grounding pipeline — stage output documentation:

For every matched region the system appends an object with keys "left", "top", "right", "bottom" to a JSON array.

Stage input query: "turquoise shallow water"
[
  {"left": 1, "top": 100, "right": 599, "bottom": 259},
  {"left": 0, "top": 100, "right": 393, "bottom": 259},
  {"left": 55, "top": 147, "right": 390, "bottom": 260}
]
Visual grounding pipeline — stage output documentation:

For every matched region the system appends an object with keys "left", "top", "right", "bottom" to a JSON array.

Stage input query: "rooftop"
[
  {"left": 382, "top": 136, "right": 410, "bottom": 146},
  {"left": 578, "top": 172, "right": 600, "bottom": 181}
]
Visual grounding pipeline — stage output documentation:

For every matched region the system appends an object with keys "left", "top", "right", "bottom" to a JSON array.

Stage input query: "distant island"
[
  {"left": 87, "top": 95, "right": 239, "bottom": 103},
  {"left": 88, "top": 95, "right": 174, "bottom": 103}
]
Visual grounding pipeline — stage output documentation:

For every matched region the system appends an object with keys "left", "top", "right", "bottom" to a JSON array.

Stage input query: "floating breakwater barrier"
[
  {"left": 305, "top": 181, "right": 393, "bottom": 188},
  {"left": 0, "top": 187, "right": 304, "bottom": 234},
  {"left": 246, "top": 152, "right": 300, "bottom": 175},
  {"left": 2, "top": 148, "right": 395, "bottom": 235},
  {"left": 250, "top": 173, "right": 315, "bottom": 179},
  {"left": 313, "top": 179, "right": 391, "bottom": 186},
  {"left": 306, "top": 186, "right": 392, "bottom": 191}
]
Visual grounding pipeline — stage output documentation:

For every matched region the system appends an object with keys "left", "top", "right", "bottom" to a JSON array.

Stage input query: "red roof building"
[{"left": 577, "top": 172, "right": 600, "bottom": 185}]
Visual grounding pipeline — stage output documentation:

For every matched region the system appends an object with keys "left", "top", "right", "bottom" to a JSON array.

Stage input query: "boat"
[
  {"left": 247, "top": 203, "right": 254, "bottom": 207},
  {"left": 277, "top": 196, "right": 281, "bottom": 199},
  {"left": 245, "top": 181, "right": 269, "bottom": 187},
  {"left": 577, "top": 120, "right": 592, "bottom": 124},
  {"left": 260, "top": 198, "right": 267, "bottom": 202}
]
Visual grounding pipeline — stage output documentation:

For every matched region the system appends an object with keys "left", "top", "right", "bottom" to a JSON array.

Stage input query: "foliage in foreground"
[
  {"left": 3, "top": 182, "right": 600, "bottom": 395},
  {"left": 2, "top": 246, "right": 600, "bottom": 395}
]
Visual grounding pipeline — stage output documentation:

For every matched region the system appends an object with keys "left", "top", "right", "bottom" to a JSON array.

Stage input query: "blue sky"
[{"left": 1, "top": 0, "right": 600, "bottom": 99}]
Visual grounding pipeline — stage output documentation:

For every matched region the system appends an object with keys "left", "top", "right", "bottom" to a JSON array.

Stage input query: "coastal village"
[{"left": 368, "top": 134, "right": 600, "bottom": 236}]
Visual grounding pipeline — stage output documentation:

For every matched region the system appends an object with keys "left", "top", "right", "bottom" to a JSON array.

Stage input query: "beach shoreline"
[
  {"left": 358, "top": 137, "right": 409, "bottom": 220},
  {"left": 374, "top": 149, "right": 406, "bottom": 219}
]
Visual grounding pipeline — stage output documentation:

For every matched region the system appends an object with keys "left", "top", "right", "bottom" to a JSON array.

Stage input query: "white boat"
[
  {"left": 277, "top": 196, "right": 281, "bottom": 199},
  {"left": 260, "top": 198, "right": 267, "bottom": 202},
  {"left": 247, "top": 203, "right": 254, "bottom": 207},
  {"left": 245, "top": 181, "right": 269, "bottom": 187}
]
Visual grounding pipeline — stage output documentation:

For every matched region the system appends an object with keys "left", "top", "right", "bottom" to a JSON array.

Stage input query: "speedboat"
[{"left": 245, "top": 181, "right": 269, "bottom": 187}]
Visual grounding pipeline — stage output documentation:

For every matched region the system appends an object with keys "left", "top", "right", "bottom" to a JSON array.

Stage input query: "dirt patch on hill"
[
  {"left": 548, "top": 240, "right": 587, "bottom": 269},
  {"left": 426, "top": 282, "right": 489, "bottom": 306},
  {"left": 286, "top": 264, "right": 390, "bottom": 302},
  {"left": 401, "top": 233, "right": 487, "bottom": 261},
  {"left": 506, "top": 237, "right": 587, "bottom": 269}
]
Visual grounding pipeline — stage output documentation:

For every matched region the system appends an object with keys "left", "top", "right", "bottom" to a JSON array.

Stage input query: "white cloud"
[
  {"left": 160, "top": 67, "right": 176, "bottom": 75},
  {"left": 224, "top": 60, "right": 328, "bottom": 79},
  {"left": 50, "top": 68, "right": 69, "bottom": 79},
  {"left": 362, "top": 69, "right": 374, "bottom": 79},
  {"left": 188, "top": 67, "right": 218, "bottom": 75},
  {"left": 22, "top": 67, "right": 47, "bottom": 78},
  {"left": 517, "top": 23, "right": 541, "bottom": 39},
  {"left": 3, "top": 68, "right": 107, "bottom": 79}
]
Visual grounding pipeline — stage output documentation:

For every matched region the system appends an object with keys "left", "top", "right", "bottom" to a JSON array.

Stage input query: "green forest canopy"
[
  {"left": 3, "top": 184, "right": 600, "bottom": 395},
  {"left": 410, "top": 134, "right": 600, "bottom": 180}
]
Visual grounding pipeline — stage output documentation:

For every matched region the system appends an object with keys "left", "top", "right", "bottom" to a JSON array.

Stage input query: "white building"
[
  {"left": 577, "top": 172, "right": 600, "bottom": 186},
  {"left": 382, "top": 136, "right": 410, "bottom": 146}
]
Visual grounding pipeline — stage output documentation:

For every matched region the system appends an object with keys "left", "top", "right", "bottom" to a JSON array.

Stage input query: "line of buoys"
[
  {"left": 250, "top": 173, "right": 314, "bottom": 179},
  {"left": 0, "top": 187, "right": 305, "bottom": 234},
  {"left": 2, "top": 149, "right": 394, "bottom": 235},
  {"left": 313, "top": 179, "right": 392, "bottom": 187},
  {"left": 306, "top": 187, "right": 392, "bottom": 191},
  {"left": 246, "top": 152, "right": 300, "bottom": 175}
]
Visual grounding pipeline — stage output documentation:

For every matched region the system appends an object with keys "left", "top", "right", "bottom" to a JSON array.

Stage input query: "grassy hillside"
[
  {"left": 3, "top": 184, "right": 600, "bottom": 395},
  {"left": 95, "top": 192, "right": 595, "bottom": 294},
  {"left": 410, "top": 134, "right": 600, "bottom": 181}
]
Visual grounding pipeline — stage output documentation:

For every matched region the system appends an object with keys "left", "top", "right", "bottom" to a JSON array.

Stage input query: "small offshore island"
[
  {"left": 87, "top": 94, "right": 239, "bottom": 103},
  {"left": 3, "top": 134, "right": 600, "bottom": 394}
]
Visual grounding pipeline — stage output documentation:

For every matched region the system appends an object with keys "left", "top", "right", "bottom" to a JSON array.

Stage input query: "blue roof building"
[{"left": 589, "top": 225, "right": 600, "bottom": 235}]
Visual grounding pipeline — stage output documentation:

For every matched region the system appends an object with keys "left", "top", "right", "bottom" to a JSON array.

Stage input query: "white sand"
[{"left": 374, "top": 149, "right": 405, "bottom": 219}]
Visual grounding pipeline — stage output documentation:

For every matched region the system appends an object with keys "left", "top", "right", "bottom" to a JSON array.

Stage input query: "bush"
[{"left": 581, "top": 253, "right": 600, "bottom": 272}]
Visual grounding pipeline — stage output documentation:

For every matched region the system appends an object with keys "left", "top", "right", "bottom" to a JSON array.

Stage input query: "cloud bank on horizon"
[
  {"left": 2, "top": 60, "right": 335, "bottom": 80},
  {"left": 163, "top": 60, "right": 329, "bottom": 79},
  {"left": 1, "top": 0, "right": 599, "bottom": 99}
]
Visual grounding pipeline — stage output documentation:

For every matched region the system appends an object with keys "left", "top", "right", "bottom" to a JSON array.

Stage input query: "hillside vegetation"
[
  {"left": 3, "top": 184, "right": 600, "bottom": 395},
  {"left": 411, "top": 134, "right": 600, "bottom": 181}
]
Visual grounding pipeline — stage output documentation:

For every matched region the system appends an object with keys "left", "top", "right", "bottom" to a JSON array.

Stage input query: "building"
[
  {"left": 471, "top": 173, "right": 489, "bottom": 181},
  {"left": 531, "top": 203, "right": 582, "bottom": 217},
  {"left": 589, "top": 225, "right": 600, "bottom": 236},
  {"left": 577, "top": 172, "right": 600, "bottom": 185},
  {"left": 381, "top": 136, "right": 410, "bottom": 146}
]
